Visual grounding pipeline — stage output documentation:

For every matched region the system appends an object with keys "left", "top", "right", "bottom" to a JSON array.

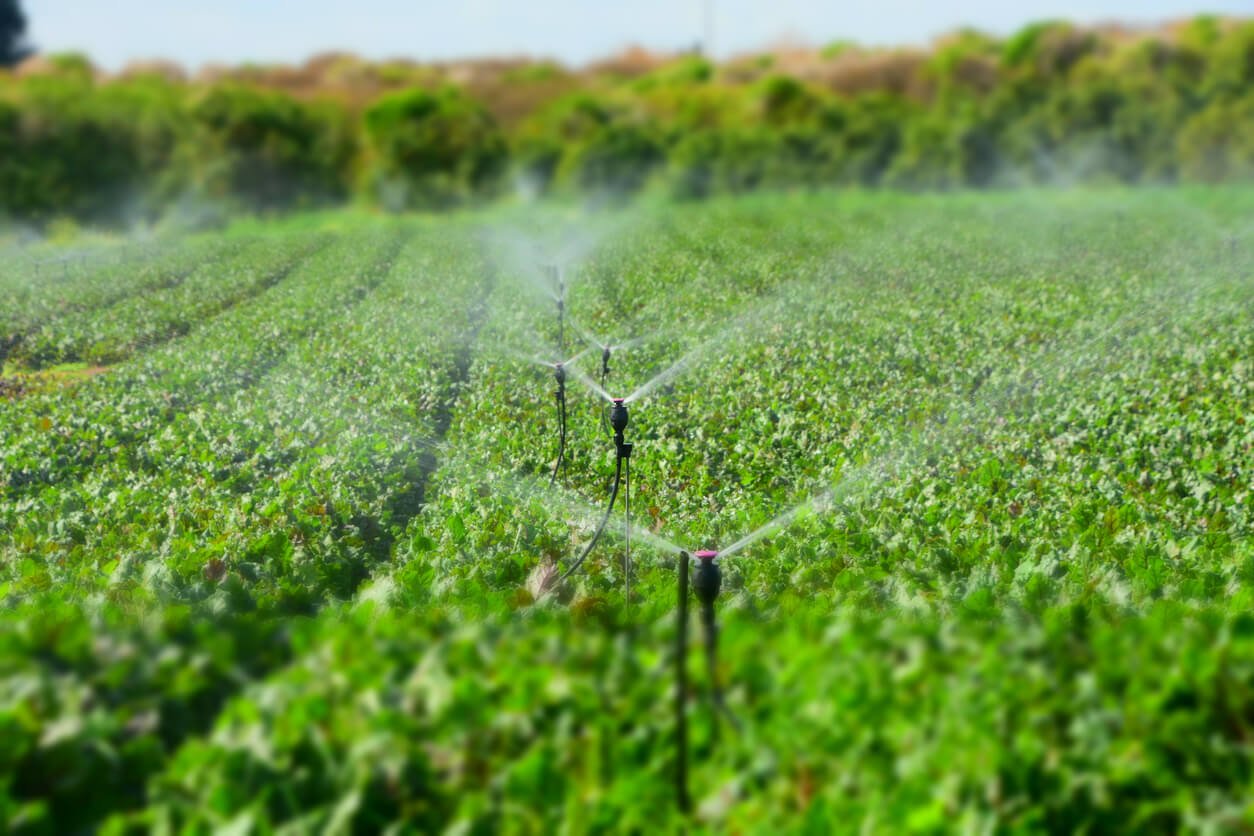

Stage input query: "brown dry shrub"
[
  {"left": 947, "top": 54, "right": 1000, "bottom": 94},
  {"left": 587, "top": 44, "right": 674, "bottom": 79},
  {"left": 821, "top": 50, "right": 930, "bottom": 99},
  {"left": 116, "top": 60, "right": 187, "bottom": 84}
]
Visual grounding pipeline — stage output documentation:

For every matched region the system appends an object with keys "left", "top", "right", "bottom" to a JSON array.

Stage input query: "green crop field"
[{"left": 2, "top": 188, "right": 1253, "bottom": 833}]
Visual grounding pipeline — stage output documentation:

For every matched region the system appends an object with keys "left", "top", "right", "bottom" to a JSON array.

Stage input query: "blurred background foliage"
[{"left": 0, "top": 15, "right": 1251, "bottom": 225}]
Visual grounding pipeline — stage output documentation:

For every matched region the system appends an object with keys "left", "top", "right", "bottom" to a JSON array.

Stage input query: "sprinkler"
[
  {"left": 540, "top": 263, "right": 566, "bottom": 352},
  {"left": 567, "top": 321, "right": 655, "bottom": 435},
  {"left": 673, "top": 548, "right": 734, "bottom": 818},
  {"left": 609, "top": 398, "right": 629, "bottom": 453},
  {"left": 556, "top": 397, "right": 634, "bottom": 597},
  {"left": 691, "top": 551, "right": 733, "bottom": 734},
  {"left": 528, "top": 346, "right": 593, "bottom": 488}
]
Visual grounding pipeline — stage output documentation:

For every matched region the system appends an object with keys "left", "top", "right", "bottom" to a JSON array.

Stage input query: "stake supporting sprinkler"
[
  {"left": 620, "top": 440, "right": 633, "bottom": 600},
  {"left": 549, "top": 363, "right": 568, "bottom": 487}
]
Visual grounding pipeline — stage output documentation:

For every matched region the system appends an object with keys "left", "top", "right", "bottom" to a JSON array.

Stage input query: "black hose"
[
  {"left": 549, "top": 387, "right": 567, "bottom": 488},
  {"left": 556, "top": 452, "right": 623, "bottom": 584}
]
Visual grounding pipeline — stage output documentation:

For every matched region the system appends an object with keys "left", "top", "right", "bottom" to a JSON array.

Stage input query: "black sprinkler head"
[
  {"left": 610, "top": 399, "right": 629, "bottom": 435},
  {"left": 602, "top": 345, "right": 612, "bottom": 375},
  {"left": 554, "top": 363, "right": 566, "bottom": 385},
  {"left": 692, "top": 551, "right": 721, "bottom": 608}
]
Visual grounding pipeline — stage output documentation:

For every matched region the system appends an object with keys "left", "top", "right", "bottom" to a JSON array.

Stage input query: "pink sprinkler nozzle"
[{"left": 694, "top": 550, "right": 719, "bottom": 561}]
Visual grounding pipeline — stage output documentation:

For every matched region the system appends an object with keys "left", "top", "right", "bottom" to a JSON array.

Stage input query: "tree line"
[{"left": 0, "top": 17, "right": 1251, "bottom": 226}]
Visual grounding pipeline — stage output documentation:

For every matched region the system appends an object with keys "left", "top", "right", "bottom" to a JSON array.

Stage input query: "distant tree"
[{"left": 1, "top": 0, "right": 33, "bottom": 68}]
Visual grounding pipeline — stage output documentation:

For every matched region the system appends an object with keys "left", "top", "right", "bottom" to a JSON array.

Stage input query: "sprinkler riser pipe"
[{"left": 676, "top": 552, "right": 691, "bottom": 814}]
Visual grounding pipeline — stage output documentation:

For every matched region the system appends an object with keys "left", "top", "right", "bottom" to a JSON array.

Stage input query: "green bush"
[
  {"left": 1177, "top": 94, "right": 1254, "bottom": 182},
  {"left": 517, "top": 94, "right": 665, "bottom": 199},
  {"left": 825, "top": 93, "right": 915, "bottom": 186},
  {"left": 669, "top": 129, "right": 772, "bottom": 199},
  {"left": 0, "top": 75, "right": 160, "bottom": 224},
  {"left": 557, "top": 120, "right": 664, "bottom": 199},
  {"left": 187, "top": 84, "right": 356, "bottom": 212},
  {"left": 362, "top": 86, "right": 507, "bottom": 210},
  {"left": 3, "top": 20, "right": 1254, "bottom": 221},
  {"left": 753, "top": 75, "right": 825, "bottom": 126}
]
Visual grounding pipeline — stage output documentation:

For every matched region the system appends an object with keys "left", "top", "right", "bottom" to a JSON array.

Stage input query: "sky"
[{"left": 25, "top": 0, "right": 1253, "bottom": 70}]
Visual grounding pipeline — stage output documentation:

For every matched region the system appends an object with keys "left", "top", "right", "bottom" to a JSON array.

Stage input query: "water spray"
[
  {"left": 570, "top": 320, "right": 656, "bottom": 434},
  {"left": 521, "top": 345, "right": 595, "bottom": 488}
]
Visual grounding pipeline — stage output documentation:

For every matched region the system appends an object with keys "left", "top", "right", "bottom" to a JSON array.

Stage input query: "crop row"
[
  {"left": 1, "top": 190, "right": 1251, "bottom": 832},
  {"left": 0, "top": 237, "right": 240, "bottom": 368},
  {"left": 149, "top": 191, "right": 1253, "bottom": 833},
  {"left": 405, "top": 192, "right": 1252, "bottom": 614},
  {"left": 1, "top": 224, "right": 492, "bottom": 610},
  {"left": 1, "top": 221, "right": 500, "bottom": 829},
  {"left": 15, "top": 234, "right": 332, "bottom": 369}
]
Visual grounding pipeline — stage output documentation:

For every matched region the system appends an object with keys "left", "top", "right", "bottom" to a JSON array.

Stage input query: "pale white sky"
[{"left": 25, "top": 1, "right": 1252, "bottom": 70}]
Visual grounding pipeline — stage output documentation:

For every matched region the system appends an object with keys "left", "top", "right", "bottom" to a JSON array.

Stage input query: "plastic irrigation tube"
[
  {"left": 549, "top": 385, "right": 567, "bottom": 488},
  {"left": 556, "top": 451, "right": 623, "bottom": 585}
]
